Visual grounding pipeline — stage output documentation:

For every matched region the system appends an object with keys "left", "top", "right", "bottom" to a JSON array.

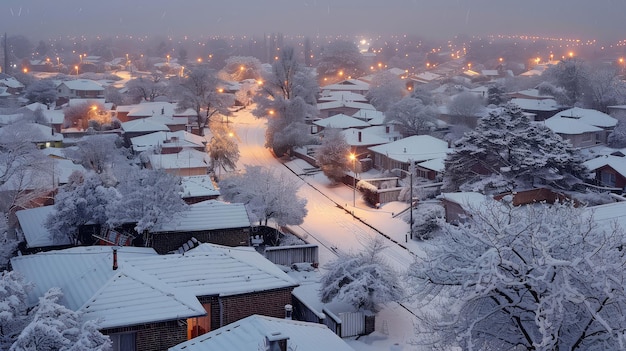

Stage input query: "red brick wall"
[
  {"left": 150, "top": 228, "right": 250, "bottom": 254},
  {"left": 102, "top": 319, "right": 187, "bottom": 351}
]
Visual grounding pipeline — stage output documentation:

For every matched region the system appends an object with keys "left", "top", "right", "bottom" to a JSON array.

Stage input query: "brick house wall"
[
  {"left": 198, "top": 287, "right": 295, "bottom": 331},
  {"left": 150, "top": 227, "right": 250, "bottom": 254},
  {"left": 102, "top": 319, "right": 187, "bottom": 351}
]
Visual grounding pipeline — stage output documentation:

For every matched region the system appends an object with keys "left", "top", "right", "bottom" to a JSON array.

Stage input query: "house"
[
  {"left": 342, "top": 125, "right": 402, "bottom": 161},
  {"left": 15, "top": 205, "right": 72, "bottom": 253},
  {"left": 121, "top": 118, "right": 170, "bottom": 141},
  {"left": 56, "top": 79, "right": 105, "bottom": 100},
  {"left": 313, "top": 113, "right": 370, "bottom": 132},
  {"left": 0, "top": 73, "right": 25, "bottom": 94},
  {"left": 148, "top": 199, "right": 251, "bottom": 254},
  {"left": 510, "top": 98, "right": 562, "bottom": 121},
  {"left": 506, "top": 88, "right": 554, "bottom": 100},
  {"left": 317, "top": 100, "right": 376, "bottom": 119},
  {"left": 319, "top": 79, "right": 370, "bottom": 95},
  {"left": 351, "top": 109, "right": 385, "bottom": 124},
  {"left": 169, "top": 314, "right": 354, "bottom": 351},
  {"left": 318, "top": 90, "right": 368, "bottom": 103},
  {"left": 368, "top": 135, "right": 451, "bottom": 179},
  {"left": 10, "top": 246, "right": 207, "bottom": 351},
  {"left": 130, "top": 130, "right": 207, "bottom": 154},
  {"left": 116, "top": 101, "right": 195, "bottom": 123},
  {"left": 583, "top": 155, "right": 626, "bottom": 190},
  {"left": 21, "top": 102, "right": 65, "bottom": 133},
  {"left": 147, "top": 148, "right": 210, "bottom": 176},
  {"left": 11, "top": 243, "right": 299, "bottom": 350},
  {"left": 180, "top": 174, "right": 220, "bottom": 204},
  {"left": 544, "top": 107, "right": 617, "bottom": 148}
]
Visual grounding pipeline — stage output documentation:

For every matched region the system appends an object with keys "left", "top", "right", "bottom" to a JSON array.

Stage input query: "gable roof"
[
  {"left": 341, "top": 127, "right": 395, "bottom": 147},
  {"left": 583, "top": 155, "right": 626, "bottom": 177},
  {"left": 368, "top": 135, "right": 451, "bottom": 163},
  {"left": 316, "top": 100, "right": 376, "bottom": 112},
  {"left": 124, "top": 243, "right": 297, "bottom": 297},
  {"left": 151, "top": 199, "right": 249, "bottom": 233},
  {"left": 510, "top": 98, "right": 559, "bottom": 111},
  {"left": 321, "top": 79, "right": 370, "bottom": 92},
  {"left": 121, "top": 118, "right": 170, "bottom": 133},
  {"left": 318, "top": 91, "right": 368, "bottom": 102},
  {"left": 148, "top": 148, "right": 210, "bottom": 171},
  {"left": 180, "top": 175, "right": 220, "bottom": 199},
  {"left": 169, "top": 315, "right": 354, "bottom": 351},
  {"left": 130, "top": 130, "right": 207, "bottom": 152},
  {"left": 544, "top": 115, "right": 604, "bottom": 135},
  {"left": 313, "top": 114, "right": 371, "bottom": 129},
  {"left": 59, "top": 79, "right": 104, "bottom": 91}
]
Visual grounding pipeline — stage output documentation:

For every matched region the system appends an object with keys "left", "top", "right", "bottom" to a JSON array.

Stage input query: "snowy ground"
[{"left": 229, "top": 107, "right": 431, "bottom": 351}]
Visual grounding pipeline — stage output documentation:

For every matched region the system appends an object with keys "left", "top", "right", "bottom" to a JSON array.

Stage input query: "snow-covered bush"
[{"left": 410, "top": 204, "right": 444, "bottom": 240}]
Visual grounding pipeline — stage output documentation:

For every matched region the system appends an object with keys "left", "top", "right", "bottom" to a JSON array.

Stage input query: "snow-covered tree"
[
  {"left": 64, "top": 134, "right": 129, "bottom": 177},
  {"left": 585, "top": 65, "right": 626, "bottom": 112},
  {"left": 63, "top": 101, "right": 106, "bottom": 130},
  {"left": 446, "top": 91, "right": 485, "bottom": 117},
  {"left": 126, "top": 72, "right": 168, "bottom": 103},
  {"left": 221, "top": 56, "right": 263, "bottom": 82},
  {"left": 11, "top": 287, "right": 110, "bottom": 351},
  {"left": 542, "top": 58, "right": 589, "bottom": 106},
  {"left": 443, "top": 103, "right": 588, "bottom": 193},
  {"left": 486, "top": 84, "right": 506, "bottom": 106},
  {"left": 24, "top": 79, "right": 57, "bottom": 108},
  {"left": 0, "top": 271, "right": 32, "bottom": 349},
  {"left": 319, "top": 237, "right": 404, "bottom": 312},
  {"left": 385, "top": 97, "right": 438, "bottom": 136},
  {"left": 106, "top": 168, "right": 187, "bottom": 235},
  {"left": 219, "top": 165, "right": 307, "bottom": 228},
  {"left": 174, "top": 67, "right": 235, "bottom": 136},
  {"left": 0, "top": 215, "right": 18, "bottom": 270},
  {"left": 46, "top": 171, "right": 116, "bottom": 244},
  {"left": 207, "top": 121, "right": 239, "bottom": 179},
  {"left": 608, "top": 118, "right": 626, "bottom": 148},
  {"left": 234, "top": 79, "right": 259, "bottom": 107},
  {"left": 317, "top": 40, "right": 365, "bottom": 83},
  {"left": 366, "top": 71, "right": 407, "bottom": 112},
  {"left": 252, "top": 46, "right": 318, "bottom": 156},
  {"left": 408, "top": 199, "right": 626, "bottom": 351},
  {"left": 314, "top": 128, "right": 350, "bottom": 184},
  {"left": 408, "top": 203, "right": 444, "bottom": 240}
]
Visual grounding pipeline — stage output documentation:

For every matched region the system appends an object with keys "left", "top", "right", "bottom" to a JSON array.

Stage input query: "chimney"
[
  {"left": 358, "top": 131, "right": 362, "bottom": 142},
  {"left": 112, "top": 248, "right": 118, "bottom": 270},
  {"left": 161, "top": 107, "right": 165, "bottom": 115},
  {"left": 285, "top": 304, "right": 293, "bottom": 320},
  {"left": 265, "top": 332, "right": 289, "bottom": 351}
]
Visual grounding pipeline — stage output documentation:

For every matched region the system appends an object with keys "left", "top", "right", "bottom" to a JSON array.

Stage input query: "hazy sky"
[{"left": 1, "top": 0, "right": 625, "bottom": 41}]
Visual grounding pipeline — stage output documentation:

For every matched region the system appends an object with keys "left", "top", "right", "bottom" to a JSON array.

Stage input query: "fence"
[{"left": 264, "top": 244, "right": 319, "bottom": 266}]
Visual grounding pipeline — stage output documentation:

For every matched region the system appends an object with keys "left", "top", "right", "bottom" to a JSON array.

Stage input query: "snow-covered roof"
[
  {"left": 16, "top": 205, "right": 70, "bottom": 248},
  {"left": 314, "top": 114, "right": 371, "bottom": 129},
  {"left": 152, "top": 199, "right": 249, "bottom": 233},
  {"left": 413, "top": 71, "right": 441, "bottom": 82},
  {"left": 121, "top": 118, "right": 170, "bottom": 133},
  {"left": 124, "top": 243, "right": 297, "bottom": 297},
  {"left": 148, "top": 148, "right": 209, "bottom": 170},
  {"left": 341, "top": 128, "right": 390, "bottom": 147},
  {"left": 417, "top": 157, "right": 446, "bottom": 172},
  {"left": 0, "top": 76, "right": 25, "bottom": 89},
  {"left": 180, "top": 175, "right": 220, "bottom": 198},
  {"left": 439, "top": 192, "right": 489, "bottom": 207},
  {"left": 481, "top": 69, "right": 500, "bottom": 77},
  {"left": 549, "top": 107, "right": 617, "bottom": 128},
  {"left": 351, "top": 109, "right": 384, "bottom": 122},
  {"left": 130, "top": 130, "right": 207, "bottom": 152},
  {"left": 511, "top": 88, "right": 554, "bottom": 99},
  {"left": 27, "top": 123, "right": 63, "bottom": 142},
  {"left": 169, "top": 314, "right": 354, "bottom": 351},
  {"left": 583, "top": 155, "right": 626, "bottom": 177},
  {"left": 126, "top": 101, "right": 177, "bottom": 117},
  {"left": 510, "top": 98, "right": 559, "bottom": 111},
  {"left": 146, "top": 114, "right": 188, "bottom": 126},
  {"left": 586, "top": 201, "right": 626, "bottom": 232},
  {"left": 318, "top": 90, "right": 368, "bottom": 102},
  {"left": 544, "top": 115, "right": 604, "bottom": 135},
  {"left": 368, "top": 135, "right": 451, "bottom": 163},
  {"left": 0, "top": 113, "right": 23, "bottom": 125},
  {"left": 53, "top": 158, "right": 87, "bottom": 184},
  {"left": 317, "top": 100, "right": 376, "bottom": 112},
  {"left": 59, "top": 79, "right": 104, "bottom": 91},
  {"left": 321, "top": 79, "right": 370, "bottom": 92}
]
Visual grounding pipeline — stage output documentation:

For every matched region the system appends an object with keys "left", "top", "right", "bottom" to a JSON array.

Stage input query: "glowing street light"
[
  {"left": 74, "top": 65, "right": 79, "bottom": 75},
  {"left": 349, "top": 153, "right": 357, "bottom": 206}
]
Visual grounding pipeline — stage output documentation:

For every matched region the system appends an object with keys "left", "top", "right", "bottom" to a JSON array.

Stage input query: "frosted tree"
[
  {"left": 106, "top": 168, "right": 187, "bottom": 235},
  {"left": 316, "top": 40, "right": 365, "bottom": 83},
  {"left": 252, "top": 46, "right": 318, "bottom": 156},
  {"left": 10, "top": 287, "right": 110, "bottom": 351},
  {"left": 221, "top": 56, "right": 263, "bottom": 82},
  {"left": 486, "top": 84, "right": 505, "bottom": 106},
  {"left": 443, "top": 103, "right": 588, "bottom": 193},
  {"left": 408, "top": 199, "right": 626, "bottom": 351},
  {"left": 385, "top": 96, "right": 438, "bottom": 136},
  {"left": 608, "top": 118, "right": 626, "bottom": 148},
  {"left": 0, "top": 271, "right": 32, "bottom": 349},
  {"left": 64, "top": 134, "right": 129, "bottom": 177},
  {"left": 63, "top": 101, "right": 106, "bottom": 130},
  {"left": 542, "top": 58, "right": 589, "bottom": 106},
  {"left": 319, "top": 237, "right": 404, "bottom": 312},
  {"left": 446, "top": 91, "right": 485, "bottom": 118},
  {"left": 585, "top": 65, "right": 626, "bottom": 112},
  {"left": 366, "top": 71, "right": 407, "bottom": 112},
  {"left": 174, "top": 67, "right": 235, "bottom": 136},
  {"left": 314, "top": 128, "right": 350, "bottom": 184},
  {"left": 46, "top": 171, "right": 117, "bottom": 244},
  {"left": 207, "top": 121, "right": 239, "bottom": 179},
  {"left": 126, "top": 72, "right": 168, "bottom": 103},
  {"left": 0, "top": 215, "right": 18, "bottom": 270},
  {"left": 219, "top": 165, "right": 307, "bottom": 228},
  {"left": 24, "top": 79, "right": 57, "bottom": 108}
]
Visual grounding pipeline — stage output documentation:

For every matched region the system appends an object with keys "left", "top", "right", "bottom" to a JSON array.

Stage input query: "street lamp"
[
  {"left": 349, "top": 153, "right": 356, "bottom": 206},
  {"left": 393, "top": 167, "right": 414, "bottom": 242}
]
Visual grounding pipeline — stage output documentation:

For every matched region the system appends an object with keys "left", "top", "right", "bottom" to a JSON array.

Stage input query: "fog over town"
[{"left": 3, "top": 1, "right": 626, "bottom": 351}]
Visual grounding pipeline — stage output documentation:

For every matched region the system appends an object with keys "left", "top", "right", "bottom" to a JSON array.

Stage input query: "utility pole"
[{"left": 3, "top": 33, "right": 8, "bottom": 74}]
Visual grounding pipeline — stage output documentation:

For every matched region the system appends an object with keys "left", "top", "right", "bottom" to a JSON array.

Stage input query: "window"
[
  {"left": 110, "top": 332, "right": 136, "bottom": 351},
  {"left": 601, "top": 171, "right": 616, "bottom": 187}
]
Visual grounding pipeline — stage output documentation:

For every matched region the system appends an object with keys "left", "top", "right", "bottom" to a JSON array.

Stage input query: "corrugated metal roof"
[{"left": 152, "top": 200, "right": 249, "bottom": 233}]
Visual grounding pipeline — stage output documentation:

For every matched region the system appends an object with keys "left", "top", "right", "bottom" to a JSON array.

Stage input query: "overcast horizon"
[{"left": 1, "top": 0, "right": 625, "bottom": 42}]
